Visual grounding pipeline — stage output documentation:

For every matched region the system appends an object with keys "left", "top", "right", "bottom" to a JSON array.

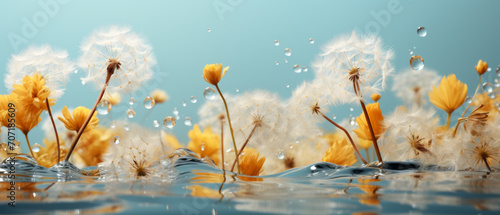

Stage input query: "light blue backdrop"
[{"left": 1, "top": 0, "right": 499, "bottom": 146}]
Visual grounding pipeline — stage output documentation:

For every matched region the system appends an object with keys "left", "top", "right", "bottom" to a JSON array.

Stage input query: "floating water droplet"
[
  {"left": 235, "top": 88, "right": 239, "bottom": 93},
  {"left": 114, "top": 136, "right": 120, "bottom": 144},
  {"left": 284, "top": 59, "right": 288, "bottom": 63},
  {"left": 496, "top": 102, "right": 500, "bottom": 111},
  {"left": 184, "top": 117, "right": 192, "bottom": 126},
  {"left": 465, "top": 96, "right": 472, "bottom": 104},
  {"left": 124, "top": 124, "right": 130, "bottom": 131},
  {"left": 410, "top": 55, "right": 424, "bottom": 71},
  {"left": 309, "top": 38, "right": 314, "bottom": 44},
  {"left": 181, "top": 101, "right": 187, "bottom": 107},
  {"left": 153, "top": 120, "right": 160, "bottom": 128},
  {"left": 409, "top": 49, "right": 413, "bottom": 55},
  {"left": 275, "top": 61, "right": 279, "bottom": 66},
  {"left": 286, "top": 84, "right": 290, "bottom": 88},
  {"left": 284, "top": 48, "right": 292, "bottom": 56},
  {"left": 163, "top": 116, "right": 176, "bottom": 129},
  {"left": 190, "top": 96, "right": 197, "bottom": 103},
  {"left": 203, "top": 87, "right": 216, "bottom": 100},
  {"left": 482, "top": 82, "right": 493, "bottom": 93},
  {"left": 350, "top": 117, "right": 356, "bottom": 126},
  {"left": 489, "top": 93, "right": 496, "bottom": 99},
  {"left": 277, "top": 151, "right": 285, "bottom": 159},
  {"left": 173, "top": 108, "right": 179, "bottom": 115},
  {"left": 166, "top": 205, "right": 170, "bottom": 210},
  {"left": 32, "top": 144, "right": 41, "bottom": 153},
  {"left": 97, "top": 100, "right": 110, "bottom": 115},
  {"left": 417, "top": 27, "right": 427, "bottom": 37},
  {"left": 176, "top": 115, "right": 180, "bottom": 120},
  {"left": 289, "top": 145, "right": 294, "bottom": 149},
  {"left": 110, "top": 122, "right": 116, "bottom": 128},
  {"left": 13, "top": 140, "right": 20, "bottom": 148},
  {"left": 333, "top": 115, "right": 337, "bottom": 120},
  {"left": 74, "top": 70, "right": 78, "bottom": 74},
  {"left": 350, "top": 107, "right": 354, "bottom": 112},
  {"left": 293, "top": 65, "right": 302, "bottom": 73},
  {"left": 207, "top": 28, "right": 211, "bottom": 32},
  {"left": 274, "top": 40, "right": 279, "bottom": 46},
  {"left": 302, "top": 66, "right": 308, "bottom": 72},
  {"left": 143, "top": 96, "right": 155, "bottom": 109},
  {"left": 487, "top": 67, "right": 492, "bottom": 72},
  {"left": 0, "top": 143, "right": 7, "bottom": 151},
  {"left": 81, "top": 78, "right": 86, "bottom": 85},
  {"left": 129, "top": 97, "right": 135, "bottom": 105},
  {"left": 127, "top": 108, "right": 136, "bottom": 118}
]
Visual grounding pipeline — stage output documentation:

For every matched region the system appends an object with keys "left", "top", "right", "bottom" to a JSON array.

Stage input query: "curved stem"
[
  {"left": 231, "top": 124, "right": 258, "bottom": 171},
  {"left": 359, "top": 99, "right": 383, "bottom": 164},
  {"left": 220, "top": 118, "right": 225, "bottom": 170},
  {"left": 65, "top": 83, "right": 108, "bottom": 161},
  {"left": 319, "top": 111, "right": 368, "bottom": 164},
  {"left": 451, "top": 118, "right": 465, "bottom": 137},
  {"left": 215, "top": 84, "right": 240, "bottom": 174},
  {"left": 445, "top": 112, "right": 452, "bottom": 129},
  {"left": 482, "top": 156, "right": 492, "bottom": 172},
  {"left": 24, "top": 133, "right": 35, "bottom": 160},
  {"left": 460, "top": 75, "right": 481, "bottom": 118},
  {"left": 46, "top": 98, "right": 60, "bottom": 163}
]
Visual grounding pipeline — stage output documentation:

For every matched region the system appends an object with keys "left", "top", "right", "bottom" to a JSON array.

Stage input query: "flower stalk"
[
  {"left": 46, "top": 97, "right": 61, "bottom": 163},
  {"left": 215, "top": 84, "right": 240, "bottom": 173}
]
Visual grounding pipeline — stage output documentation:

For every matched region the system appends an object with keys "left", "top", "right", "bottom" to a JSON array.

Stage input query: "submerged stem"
[
  {"left": 231, "top": 124, "right": 258, "bottom": 172},
  {"left": 24, "top": 133, "right": 35, "bottom": 160},
  {"left": 319, "top": 111, "right": 368, "bottom": 164},
  {"left": 215, "top": 84, "right": 240, "bottom": 174},
  {"left": 220, "top": 117, "right": 225, "bottom": 170},
  {"left": 46, "top": 98, "right": 60, "bottom": 163}
]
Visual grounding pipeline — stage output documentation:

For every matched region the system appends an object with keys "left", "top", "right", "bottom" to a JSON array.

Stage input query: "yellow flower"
[
  {"left": 475, "top": 59, "right": 488, "bottom": 75},
  {"left": 14, "top": 103, "right": 43, "bottom": 135},
  {"left": 104, "top": 92, "right": 121, "bottom": 106},
  {"left": 187, "top": 185, "right": 221, "bottom": 198},
  {"left": 239, "top": 148, "right": 265, "bottom": 176},
  {"left": 203, "top": 63, "right": 229, "bottom": 85},
  {"left": 73, "top": 128, "right": 113, "bottom": 167},
  {"left": 0, "top": 142, "right": 21, "bottom": 161},
  {"left": 353, "top": 102, "right": 385, "bottom": 141},
  {"left": 150, "top": 89, "right": 169, "bottom": 104},
  {"left": 34, "top": 139, "right": 68, "bottom": 168},
  {"left": 12, "top": 73, "right": 54, "bottom": 112},
  {"left": 58, "top": 106, "right": 99, "bottom": 132},
  {"left": 163, "top": 131, "right": 183, "bottom": 149},
  {"left": 428, "top": 74, "right": 468, "bottom": 114},
  {"left": 322, "top": 137, "right": 357, "bottom": 166},
  {"left": 370, "top": 93, "right": 381, "bottom": 102},
  {"left": 187, "top": 124, "right": 220, "bottom": 165},
  {"left": 471, "top": 92, "right": 500, "bottom": 122},
  {"left": 0, "top": 95, "right": 12, "bottom": 128}
]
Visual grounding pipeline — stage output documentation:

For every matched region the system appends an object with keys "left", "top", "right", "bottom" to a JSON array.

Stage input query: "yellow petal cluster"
[
  {"left": 353, "top": 102, "right": 385, "bottom": 141},
  {"left": 428, "top": 74, "right": 468, "bottom": 114},
  {"left": 150, "top": 89, "right": 169, "bottom": 104},
  {"left": 73, "top": 128, "right": 113, "bottom": 166},
  {"left": 0, "top": 95, "right": 12, "bottom": 129},
  {"left": 203, "top": 63, "right": 229, "bottom": 85},
  {"left": 239, "top": 148, "right": 265, "bottom": 176},
  {"left": 187, "top": 124, "right": 220, "bottom": 165},
  {"left": 58, "top": 106, "right": 99, "bottom": 132},
  {"left": 34, "top": 139, "right": 68, "bottom": 168},
  {"left": 12, "top": 73, "right": 54, "bottom": 112},
  {"left": 14, "top": 103, "right": 42, "bottom": 135},
  {"left": 322, "top": 136, "right": 357, "bottom": 166},
  {"left": 475, "top": 59, "right": 488, "bottom": 75},
  {"left": 471, "top": 92, "right": 500, "bottom": 122}
]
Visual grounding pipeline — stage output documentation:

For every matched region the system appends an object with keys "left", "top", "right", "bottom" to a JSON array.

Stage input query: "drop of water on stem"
[{"left": 32, "top": 144, "right": 41, "bottom": 153}]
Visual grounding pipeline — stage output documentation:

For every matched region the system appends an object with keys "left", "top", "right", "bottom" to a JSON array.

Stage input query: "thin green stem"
[
  {"left": 215, "top": 84, "right": 240, "bottom": 174},
  {"left": 46, "top": 98, "right": 60, "bottom": 163}
]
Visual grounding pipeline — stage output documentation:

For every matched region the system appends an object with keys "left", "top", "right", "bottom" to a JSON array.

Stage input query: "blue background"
[{"left": 1, "top": 0, "right": 499, "bottom": 145}]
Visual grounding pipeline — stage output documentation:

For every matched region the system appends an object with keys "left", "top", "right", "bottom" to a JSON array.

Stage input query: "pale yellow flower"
[
  {"left": 239, "top": 148, "right": 265, "bottom": 176},
  {"left": 150, "top": 89, "right": 168, "bottom": 104},
  {"left": 104, "top": 92, "right": 121, "bottom": 106},
  {"left": 370, "top": 93, "right": 381, "bottom": 102},
  {"left": 74, "top": 128, "right": 113, "bottom": 167},
  {"left": 475, "top": 59, "right": 488, "bottom": 75},
  {"left": 12, "top": 73, "right": 55, "bottom": 112},
  {"left": 187, "top": 124, "right": 220, "bottom": 165},
  {"left": 187, "top": 185, "right": 221, "bottom": 198},
  {"left": 34, "top": 139, "right": 68, "bottom": 168},
  {"left": 428, "top": 74, "right": 468, "bottom": 114},
  {"left": 203, "top": 63, "right": 229, "bottom": 85},
  {"left": 14, "top": 103, "right": 42, "bottom": 135},
  {"left": 353, "top": 102, "right": 385, "bottom": 141},
  {"left": 322, "top": 137, "right": 357, "bottom": 166},
  {"left": 58, "top": 106, "right": 99, "bottom": 132}
]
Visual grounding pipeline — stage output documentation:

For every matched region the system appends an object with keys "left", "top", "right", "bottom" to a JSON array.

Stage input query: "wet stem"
[
  {"left": 46, "top": 98, "right": 61, "bottom": 163},
  {"left": 231, "top": 123, "right": 258, "bottom": 172},
  {"left": 482, "top": 156, "right": 492, "bottom": 172},
  {"left": 24, "top": 132, "right": 35, "bottom": 160},
  {"left": 218, "top": 118, "right": 227, "bottom": 199},
  {"left": 215, "top": 84, "right": 240, "bottom": 174}
]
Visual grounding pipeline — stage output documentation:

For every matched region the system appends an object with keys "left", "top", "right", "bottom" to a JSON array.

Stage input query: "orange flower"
[
  {"left": 203, "top": 63, "right": 229, "bottom": 85},
  {"left": 58, "top": 106, "right": 99, "bottom": 132},
  {"left": 428, "top": 74, "right": 467, "bottom": 114},
  {"left": 322, "top": 137, "right": 357, "bottom": 166},
  {"left": 240, "top": 148, "right": 265, "bottom": 176},
  {"left": 475, "top": 59, "right": 488, "bottom": 75},
  {"left": 370, "top": 93, "right": 381, "bottom": 102},
  {"left": 353, "top": 102, "right": 385, "bottom": 141},
  {"left": 12, "top": 73, "right": 54, "bottom": 112},
  {"left": 187, "top": 124, "right": 220, "bottom": 165}
]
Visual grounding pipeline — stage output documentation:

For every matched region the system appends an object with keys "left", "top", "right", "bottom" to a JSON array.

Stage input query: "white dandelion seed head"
[
  {"left": 392, "top": 68, "right": 441, "bottom": 106},
  {"left": 313, "top": 31, "right": 394, "bottom": 103},
  {"left": 78, "top": 26, "right": 157, "bottom": 94},
  {"left": 5, "top": 45, "right": 74, "bottom": 99},
  {"left": 197, "top": 93, "right": 233, "bottom": 133}
]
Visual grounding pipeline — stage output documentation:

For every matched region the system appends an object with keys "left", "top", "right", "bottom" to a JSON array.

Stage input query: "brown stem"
[
  {"left": 215, "top": 84, "right": 240, "bottom": 173},
  {"left": 460, "top": 75, "right": 481, "bottom": 118},
  {"left": 319, "top": 112, "right": 368, "bottom": 164},
  {"left": 46, "top": 98, "right": 60, "bottom": 163},
  {"left": 482, "top": 156, "right": 492, "bottom": 172},
  {"left": 365, "top": 148, "right": 370, "bottom": 162},
  {"left": 220, "top": 117, "right": 225, "bottom": 170},
  {"left": 24, "top": 133, "right": 35, "bottom": 160},
  {"left": 445, "top": 112, "right": 452, "bottom": 129},
  {"left": 231, "top": 124, "right": 258, "bottom": 172},
  {"left": 359, "top": 99, "right": 383, "bottom": 163},
  {"left": 65, "top": 83, "right": 108, "bottom": 162}
]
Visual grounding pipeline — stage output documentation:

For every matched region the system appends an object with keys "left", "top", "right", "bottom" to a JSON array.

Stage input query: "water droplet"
[
  {"left": 496, "top": 103, "right": 500, "bottom": 111},
  {"left": 143, "top": 96, "right": 155, "bottom": 109},
  {"left": 203, "top": 87, "right": 216, "bottom": 100},
  {"left": 0, "top": 143, "right": 7, "bottom": 151},
  {"left": 284, "top": 59, "right": 288, "bottom": 63},
  {"left": 417, "top": 27, "right": 427, "bottom": 37},
  {"left": 207, "top": 28, "right": 211, "bottom": 32},
  {"left": 275, "top": 61, "right": 279, "bottom": 66},
  {"left": 293, "top": 64, "right": 302, "bottom": 73},
  {"left": 97, "top": 100, "right": 110, "bottom": 115},
  {"left": 487, "top": 67, "right": 492, "bottom": 72},
  {"left": 350, "top": 117, "right": 356, "bottom": 126},
  {"left": 173, "top": 108, "right": 179, "bottom": 115},
  {"left": 163, "top": 116, "right": 176, "bottom": 129},
  {"left": 226, "top": 148, "right": 233, "bottom": 153},
  {"left": 350, "top": 107, "right": 354, "bottom": 112},
  {"left": 277, "top": 151, "right": 285, "bottom": 159},
  {"left": 482, "top": 82, "right": 493, "bottom": 93},
  {"left": 110, "top": 122, "right": 116, "bottom": 128},
  {"left": 274, "top": 40, "right": 279, "bottom": 46},
  {"left": 212, "top": 208, "right": 217, "bottom": 215},
  {"left": 410, "top": 55, "right": 424, "bottom": 71},
  {"left": 74, "top": 70, "right": 78, "bottom": 74},
  {"left": 409, "top": 49, "right": 413, "bottom": 55},
  {"left": 489, "top": 93, "right": 496, "bottom": 99},
  {"left": 235, "top": 88, "right": 239, "bottom": 93},
  {"left": 286, "top": 84, "right": 290, "bottom": 88},
  {"left": 127, "top": 108, "right": 136, "bottom": 118},
  {"left": 465, "top": 96, "right": 472, "bottom": 104},
  {"left": 32, "top": 144, "right": 41, "bottom": 153},
  {"left": 81, "top": 78, "right": 86, "bottom": 85},
  {"left": 153, "top": 120, "right": 160, "bottom": 128},
  {"left": 129, "top": 97, "right": 135, "bottom": 105},
  {"left": 184, "top": 117, "right": 192, "bottom": 126},
  {"left": 181, "top": 101, "right": 186, "bottom": 107},
  {"left": 124, "top": 124, "right": 130, "bottom": 131},
  {"left": 190, "top": 96, "right": 197, "bottom": 103},
  {"left": 114, "top": 136, "right": 120, "bottom": 144},
  {"left": 309, "top": 38, "right": 314, "bottom": 44},
  {"left": 284, "top": 48, "right": 292, "bottom": 56},
  {"left": 333, "top": 115, "right": 337, "bottom": 120},
  {"left": 289, "top": 145, "right": 294, "bottom": 149},
  {"left": 302, "top": 66, "right": 308, "bottom": 72}
]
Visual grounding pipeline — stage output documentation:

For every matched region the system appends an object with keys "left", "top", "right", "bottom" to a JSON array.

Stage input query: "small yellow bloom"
[
  {"left": 74, "top": 128, "right": 113, "bottom": 166},
  {"left": 203, "top": 63, "right": 229, "bottom": 85},
  {"left": 104, "top": 92, "right": 121, "bottom": 106},
  {"left": 12, "top": 73, "right": 54, "bottom": 112},
  {"left": 58, "top": 106, "right": 99, "bottom": 132},
  {"left": 475, "top": 59, "right": 488, "bottom": 75},
  {"left": 322, "top": 137, "right": 357, "bottom": 166},
  {"left": 14, "top": 103, "right": 43, "bottom": 135},
  {"left": 150, "top": 89, "right": 169, "bottom": 104},
  {"left": 428, "top": 74, "right": 468, "bottom": 114},
  {"left": 187, "top": 185, "right": 221, "bottom": 198},
  {"left": 353, "top": 102, "right": 385, "bottom": 141},
  {"left": 187, "top": 124, "right": 220, "bottom": 165},
  {"left": 370, "top": 93, "right": 381, "bottom": 102},
  {"left": 239, "top": 148, "right": 265, "bottom": 176},
  {"left": 34, "top": 139, "right": 68, "bottom": 168}
]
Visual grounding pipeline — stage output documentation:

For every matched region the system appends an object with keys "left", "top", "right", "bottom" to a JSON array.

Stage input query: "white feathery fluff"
[{"left": 391, "top": 68, "right": 441, "bottom": 106}]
